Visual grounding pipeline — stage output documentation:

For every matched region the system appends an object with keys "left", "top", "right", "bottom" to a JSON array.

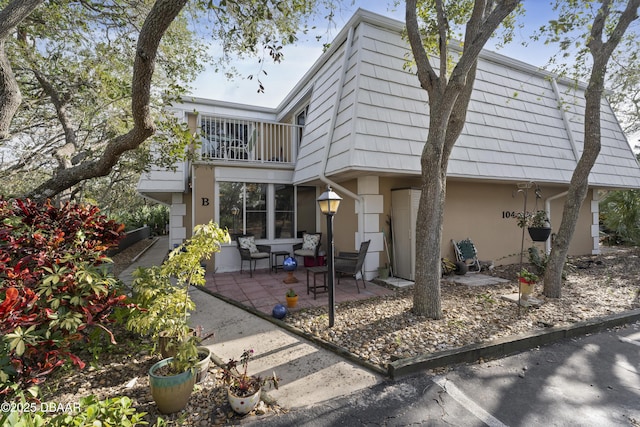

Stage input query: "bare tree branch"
[
  {"left": 24, "top": 0, "right": 189, "bottom": 201},
  {"left": 406, "top": 0, "right": 438, "bottom": 93}
]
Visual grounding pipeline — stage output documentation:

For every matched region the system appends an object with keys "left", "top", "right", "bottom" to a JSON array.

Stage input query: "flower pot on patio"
[
  {"left": 195, "top": 346, "right": 212, "bottom": 383},
  {"left": 285, "top": 294, "right": 298, "bottom": 308},
  {"left": 518, "top": 278, "right": 535, "bottom": 301},
  {"left": 227, "top": 386, "right": 261, "bottom": 415}
]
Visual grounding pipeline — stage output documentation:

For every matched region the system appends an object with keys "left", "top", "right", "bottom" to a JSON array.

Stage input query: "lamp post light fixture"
[{"left": 317, "top": 185, "right": 342, "bottom": 327}]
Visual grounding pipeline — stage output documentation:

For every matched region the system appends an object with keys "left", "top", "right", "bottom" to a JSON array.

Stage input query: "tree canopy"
[{"left": 0, "top": 0, "right": 333, "bottom": 205}]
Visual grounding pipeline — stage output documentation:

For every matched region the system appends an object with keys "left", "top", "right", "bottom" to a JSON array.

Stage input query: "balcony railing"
[{"left": 199, "top": 116, "right": 301, "bottom": 165}]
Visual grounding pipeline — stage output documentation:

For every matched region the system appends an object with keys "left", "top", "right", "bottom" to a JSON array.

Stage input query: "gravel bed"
[
  {"left": 284, "top": 247, "right": 640, "bottom": 367},
  {"left": 38, "top": 242, "right": 640, "bottom": 425},
  {"left": 40, "top": 332, "right": 286, "bottom": 426}
]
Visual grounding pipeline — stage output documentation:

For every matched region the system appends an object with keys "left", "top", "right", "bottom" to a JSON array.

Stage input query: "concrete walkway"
[{"left": 118, "top": 236, "right": 383, "bottom": 409}]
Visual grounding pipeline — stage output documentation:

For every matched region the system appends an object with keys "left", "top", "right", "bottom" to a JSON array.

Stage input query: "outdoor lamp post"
[{"left": 317, "top": 185, "right": 342, "bottom": 327}]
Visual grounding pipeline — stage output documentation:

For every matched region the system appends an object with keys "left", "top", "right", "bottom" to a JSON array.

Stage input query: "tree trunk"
[
  {"left": 0, "top": 0, "right": 45, "bottom": 139},
  {"left": 413, "top": 128, "right": 447, "bottom": 319},
  {"left": 544, "top": 0, "right": 640, "bottom": 298},
  {"left": 406, "top": 0, "right": 520, "bottom": 318}
]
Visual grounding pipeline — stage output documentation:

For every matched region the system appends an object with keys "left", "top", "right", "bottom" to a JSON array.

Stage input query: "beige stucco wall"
[
  {"left": 184, "top": 166, "right": 596, "bottom": 273},
  {"left": 317, "top": 181, "right": 360, "bottom": 255},
  {"left": 377, "top": 178, "right": 595, "bottom": 268},
  {"left": 190, "top": 165, "right": 216, "bottom": 269}
]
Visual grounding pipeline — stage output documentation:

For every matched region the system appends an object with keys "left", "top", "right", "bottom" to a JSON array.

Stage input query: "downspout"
[
  {"left": 318, "top": 26, "right": 365, "bottom": 245},
  {"left": 545, "top": 191, "right": 568, "bottom": 254}
]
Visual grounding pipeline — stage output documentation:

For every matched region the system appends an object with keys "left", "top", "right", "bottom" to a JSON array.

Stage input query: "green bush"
[
  {"left": 599, "top": 189, "right": 640, "bottom": 246},
  {"left": 0, "top": 394, "right": 157, "bottom": 427},
  {"left": 0, "top": 199, "right": 127, "bottom": 396},
  {"left": 114, "top": 204, "right": 169, "bottom": 235}
]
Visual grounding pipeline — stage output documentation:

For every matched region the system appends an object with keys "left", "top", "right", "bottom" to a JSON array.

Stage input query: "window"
[
  {"left": 218, "top": 182, "right": 266, "bottom": 238},
  {"left": 219, "top": 182, "right": 314, "bottom": 240},
  {"left": 219, "top": 182, "right": 244, "bottom": 236},
  {"left": 201, "top": 116, "right": 249, "bottom": 142},
  {"left": 245, "top": 183, "right": 267, "bottom": 238},
  {"left": 296, "top": 106, "right": 308, "bottom": 148},
  {"left": 200, "top": 116, "right": 250, "bottom": 159},
  {"left": 275, "top": 184, "right": 294, "bottom": 238},
  {"left": 296, "top": 186, "right": 316, "bottom": 236}
]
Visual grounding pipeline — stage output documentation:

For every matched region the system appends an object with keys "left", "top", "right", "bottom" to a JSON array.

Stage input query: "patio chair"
[
  {"left": 236, "top": 234, "right": 271, "bottom": 277},
  {"left": 227, "top": 129, "right": 257, "bottom": 160},
  {"left": 452, "top": 238, "right": 481, "bottom": 273},
  {"left": 335, "top": 240, "right": 370, "bottom": 293},
  {"left": 293, "top": 232, "right": 322, "bottom": 264}
]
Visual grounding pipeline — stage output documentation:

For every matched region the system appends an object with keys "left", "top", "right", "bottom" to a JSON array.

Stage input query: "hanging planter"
[
  {"left": 517, "top": 209, "right": 551, "bottom": 242},
  {"left": 528, "top": 226, "right": 552, "bottom": 242}
]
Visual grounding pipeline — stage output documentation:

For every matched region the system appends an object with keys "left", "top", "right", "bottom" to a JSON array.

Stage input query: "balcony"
[{"left": 199, "top": 115, "right": 301, "bottom": 165}]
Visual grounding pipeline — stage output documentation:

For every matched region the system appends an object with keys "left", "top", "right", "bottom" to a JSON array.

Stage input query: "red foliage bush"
[{"left": 0, "top": 199, "right": 126, "bottom": 394}]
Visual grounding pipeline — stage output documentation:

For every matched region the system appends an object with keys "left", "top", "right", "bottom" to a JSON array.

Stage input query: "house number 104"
[{"left": 502, "top": 211, "right": 517, "bottom": 219}]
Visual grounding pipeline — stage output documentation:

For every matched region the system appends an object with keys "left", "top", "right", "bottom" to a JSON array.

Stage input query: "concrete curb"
[
  {"left": 130, "top": 236, "right": 160, "bottom": 263},
  {"left": 200, "top": 287, "right": 640, "bottom": 382},
  {"left": 388, "top": 308, "right": 640, "bottom": 378}
]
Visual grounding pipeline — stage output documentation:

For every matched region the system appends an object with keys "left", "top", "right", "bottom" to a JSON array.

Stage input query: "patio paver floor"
[{"left": 204, "top": 267, "right": 394, "bottom": 315}]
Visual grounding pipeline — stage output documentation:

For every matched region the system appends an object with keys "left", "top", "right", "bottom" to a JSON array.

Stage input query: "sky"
[{"left": 190, "top": 1, "right": 557, "bottom": 109}]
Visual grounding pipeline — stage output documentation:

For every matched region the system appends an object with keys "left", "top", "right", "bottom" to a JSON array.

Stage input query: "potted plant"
[
  {"left": 285, "top": 288, "right": 298, "bottom": 308},
  {"left": 517, "top": 268, "right": 539, "bottom": 301},
  {"left": 127, "top": 221, "right": 230, "bottom": 414},
  {"left": 516, "top": 210, "right": 552, "bottom": 242},
  {"left": 222, "top": 349, "right": 279, "bottom": 415}
]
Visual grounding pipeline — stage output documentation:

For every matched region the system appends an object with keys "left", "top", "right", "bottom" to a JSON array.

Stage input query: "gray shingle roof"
[{"left": 292, "top": 9, "right": 640, "bottom": 189}]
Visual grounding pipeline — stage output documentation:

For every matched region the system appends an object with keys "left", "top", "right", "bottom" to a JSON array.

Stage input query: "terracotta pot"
[
  {"left": 285, "top": 295, "right": 298, "bottom": 308},
  {"left": 148, "top": 357, "right": 196, "bottom": 414},
  {"left": 227, "top": 386, "right": 261, "bottom": 415}
]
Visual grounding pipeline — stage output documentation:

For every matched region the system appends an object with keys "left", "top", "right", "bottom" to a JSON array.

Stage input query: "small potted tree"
[
  {"left": 127, "top": 221, "right": 230, "bottom": 414},
  {"left": 222, "top": 349, "right": 279, "bottom": 415}
]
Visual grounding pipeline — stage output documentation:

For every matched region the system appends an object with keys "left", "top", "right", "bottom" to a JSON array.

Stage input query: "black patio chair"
[
  {"left": 334, "top": 240, "right": 370, "bottom": 293},
  {"left": 236, "top": 234, "right": 271, "bottom": 277}
]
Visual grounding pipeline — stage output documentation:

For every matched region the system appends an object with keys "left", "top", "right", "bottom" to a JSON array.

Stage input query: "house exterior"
[{"left": 137, "top": 9, "right": 640, "bottom": 280}]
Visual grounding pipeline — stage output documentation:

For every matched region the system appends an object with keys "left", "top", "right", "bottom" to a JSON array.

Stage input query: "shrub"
[
  {"left": 114, "top": 203, "right": 169, "bottom": 234},
  {"left": 0, "top": 394, "right": 152, "bottom": 427},
  {"left": 0, "top": 198, "right": 127, "bottom": 396}
]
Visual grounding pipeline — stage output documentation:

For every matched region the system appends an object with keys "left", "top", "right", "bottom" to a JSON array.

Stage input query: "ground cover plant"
[{"left": 0, "top": 198, "right": 127, "bottom": 400}]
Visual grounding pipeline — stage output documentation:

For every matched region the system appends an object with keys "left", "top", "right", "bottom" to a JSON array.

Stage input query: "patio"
[{"left": 203, "top": 265, "right": 395, "bottom": 315}]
